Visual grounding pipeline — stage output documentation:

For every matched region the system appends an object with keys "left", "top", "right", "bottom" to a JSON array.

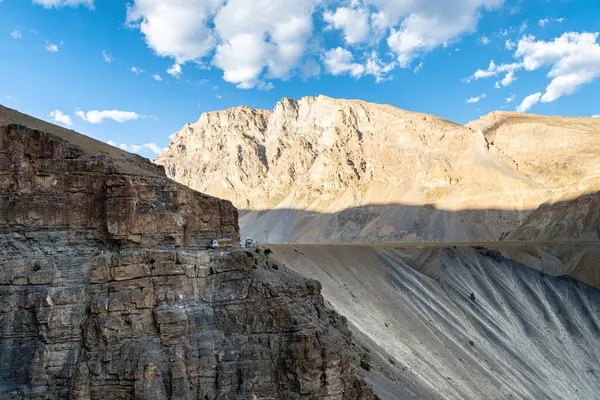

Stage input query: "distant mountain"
[{"left": 156, "top": 95, "right": 600, "bottom": 243}]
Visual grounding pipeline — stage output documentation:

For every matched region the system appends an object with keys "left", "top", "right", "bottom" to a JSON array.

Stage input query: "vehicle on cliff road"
[
  {"left": 244, "top": 238, "right": 254, "bottom": 248},
  {"left": 211, "top": 238, "right": 233, "bottom": 249}
]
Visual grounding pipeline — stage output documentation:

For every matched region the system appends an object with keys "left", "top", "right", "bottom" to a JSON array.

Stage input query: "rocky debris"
[
  {"left": 156, "top": 96, "right": 600, "bottom": 243},
  {"left": 269, "top": 244, "right": 600, "bottom": 400},
  {"left": 0, "top": 108, "right": 372, "bottom": 399}
]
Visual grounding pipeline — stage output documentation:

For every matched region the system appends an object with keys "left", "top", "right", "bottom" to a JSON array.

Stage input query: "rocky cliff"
[
  {"left": 0, "top": 105, "right": 372, "bottom": 399},
  {"left": 156, "top": 96, "right": 600, "bottom": 243}
]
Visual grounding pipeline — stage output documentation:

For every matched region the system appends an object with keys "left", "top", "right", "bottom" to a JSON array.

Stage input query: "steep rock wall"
[{"left": 0, "top": 114, "right": 371, "bottom": 399}]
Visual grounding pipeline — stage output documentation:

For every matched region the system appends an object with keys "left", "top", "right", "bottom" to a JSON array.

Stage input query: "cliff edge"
[{"left": 0, "top": 105, "right": 372, "bottom": 399}]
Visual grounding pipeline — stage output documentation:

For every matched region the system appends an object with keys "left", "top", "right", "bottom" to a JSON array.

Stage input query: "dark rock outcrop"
[{"left": 0, "top": 107, "right": 372, "bottom": 399}]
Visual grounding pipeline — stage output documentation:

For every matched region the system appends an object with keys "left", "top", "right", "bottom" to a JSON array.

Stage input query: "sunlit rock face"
[{"left": 156, "top": 96, "right": 600, "bottom": 244}]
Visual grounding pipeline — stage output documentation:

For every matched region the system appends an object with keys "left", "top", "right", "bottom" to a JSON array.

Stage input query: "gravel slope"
[{"left": 269, "top": 244, "right": 600, "bottom": 400}]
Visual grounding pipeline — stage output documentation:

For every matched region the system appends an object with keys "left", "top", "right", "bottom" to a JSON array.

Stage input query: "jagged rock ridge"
[
  {"left": 156, "top": 96, "right": 600, "bottom": 244},
  {"left": 0, "top": 105, "right": 372, "bottom": 399}
]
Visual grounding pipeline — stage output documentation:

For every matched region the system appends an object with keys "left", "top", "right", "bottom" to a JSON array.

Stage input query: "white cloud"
[
  {"left": 130, "top": 66, "right": 145, "bottom": 75},
  {"left": 516, "top": 92, "right": 541, "bottom": 112},
  {"left": 166, "top": 63, "right": 182, "bottom": 78},
  {"left": 384, "top": 0, "right": 504, "bottom": 67},
  {"left": 592, "top": 114, "right": 599, "bottom": 118},
  {"left": 515, "top": 32, "right": 600, "bottom": 103},
  {"left": 501, "top": 70, "right": 516, "bottom": 86},
  {"left": 45, "top": 43, "right": 59, "bottom": 52},
  {"left": 505, "top": 39, "right": 516, "bottom": 50},
  {"left": 480, "top": 35, "right": 491, "bottom": 45},
  {"left": 364, "top": 51, "right": 396, "bottom": 82},
  {"left": 506, "top": 94, "right": 515, "bottom": 103},
  {"left": 49, "top": 110, "right": 73, "bottom": 126},
  {"left": 76, "top": 110, "right": 142, "bottom": 124},
  {"left": 466, "top": 59, "right": 522, "bottom": 82},
  {"left": 520, "top": 21, "right": 528, "bottom": 32},
  {"left": 213, "top": 33, "right": 267, "bottom": 88},
  {"left": 414, "top": 61, "right": 423, "bottom": 73},
  {"left": 33, "top": 0, "right": 93, "bottom": 8},
  {"left": 324, "top": 6, "right": 370, "bottom": 45},
  {"left": 125, "top": 0, "right": 504, "bottom": 87},
  {"left": 216, "top": 94, "right": 222, "bottom": 99},
  {"left": 323, "top": 47, "right": 395, "bottom": 82},
  {"left": 126, "top": 0, "right": 221, "bottom": 63},
  {"left": 4, "top": 96, "right": 12, "bottom": 100},
  {"left": 107, "top": 141, "right": 163, "bottom": 156},
  {"left": 466, "top": 93, "right": 486, "bottom": 103},
  {"left": 539, "top": 17, "right": 563, "bottom": 27},
  {"left": 102, "top": 50, "right": 113, "bottom": 63},
  {"left": 11, "top": 30, "right": 22, "bottom": 39},
  {"left": 213, "top": 0, "right": 317, "bottom": 87},
  {"left": 152, "top": 74, "right": 163, "bottom": 81},
  {"left": 324, "top": 47, "right": 365, "bottom": 77}
]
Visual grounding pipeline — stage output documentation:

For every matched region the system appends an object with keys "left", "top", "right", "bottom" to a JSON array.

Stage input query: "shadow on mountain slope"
[{"left": 241, "top": 190, "right": 600, "bottom": 288}]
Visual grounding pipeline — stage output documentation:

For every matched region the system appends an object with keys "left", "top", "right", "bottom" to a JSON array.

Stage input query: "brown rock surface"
[
  {"left": 156, "top": 96, "right": 600, "bottom": 243},
  {"left": 0, "top": 105, "right": 372, "bottom": 399}
]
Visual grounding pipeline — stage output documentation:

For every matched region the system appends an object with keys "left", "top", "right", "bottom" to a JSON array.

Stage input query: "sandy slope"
[{"left": 269, "top": 244, "right": 600, "bottom": 400}]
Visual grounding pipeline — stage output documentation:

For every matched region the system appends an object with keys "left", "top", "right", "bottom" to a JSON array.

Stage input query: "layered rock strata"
[{"left": 0, "top": 107, "right": 371, "bottom": 399}]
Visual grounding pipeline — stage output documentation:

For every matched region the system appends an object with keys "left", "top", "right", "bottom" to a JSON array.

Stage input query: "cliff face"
[
  {"left": 156, "top": 96, "right": 600, "bottom": 243},
  {"left": 0, "top": 106, "right": 372, "bottom": 399}
]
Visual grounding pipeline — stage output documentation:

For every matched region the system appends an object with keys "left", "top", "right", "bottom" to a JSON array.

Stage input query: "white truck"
[{"left": 211, "top": 238, "right": 233, "bottom": 249}]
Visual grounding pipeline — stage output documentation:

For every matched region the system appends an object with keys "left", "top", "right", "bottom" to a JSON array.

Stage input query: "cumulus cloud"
[
  {"left": 539, "top": 17, "right": 563, "bottom": 27},
  {"left": 501, "top": 70, "right": 516, "bottom": 86},
  {"left": 11, "top": 30, "right": 22, "bottom": 39},
  {"left": 384, "top": 0, "right": 504, "bottom": 67},
  {"left": 364, "top": 51, "right": 396, "bottom": 82},
  {"left": 324, "top": 6, "right": 370, "bottom": 45},
  {"left": 33, "top": 0, "right": 93, "bottom": 8},
  {"left": 45, "top": 43, "right": 59, "bottom": 52},
  {"left": 324, "top": 47, "right": 365, "bottom": 77},
  {"left": 49, "top": 110, "right": 73, "bottom": 126},
  {"left": 506, "top": 94, "right": 515, "bottom": 103},
  {"left": 102, "top": 50, "right": 113, "bottom": 63},
  {"left": 166, "top": 63, "right": 182, "bottom": 78},
  {"left": 125, "top": 0, "right": 504, "bottom": 88},
  {"left": 213, "top": 0, "right": 317, "bottom": 87},
  {"left": 323, "top": 47, "right": 395, "bottom": 82},
  {"left": 152, "top": 74, "right": 163, "bottom": 81},
  {"left": 515, "top": 32, "right": 600, "bottom": 103},
  {"left": 480, "top": 35, "right": 491, "bottom": 45},
  {"left": 126, "top": 0, "right": 221, "bottom": 63},
  {"left": 505, "top": 39, "right": 516, "bottom": 50},
  {"left": 76, "top": 110, "right": 142, "bottom": 124},
  {"left": 466, "top": 93, "right": 486, "bottom": 103},
  {"left": 466, "top": 59, "right": 522, "bottom": 83},
  {"left": 107, "top": 141, "right": 163, "bottom": 156},
  {"left": 516, "top": 92, "right": 541, "bottom": 112},
  {"left": 130, "top": 66, "right": 144, "bottom": 75}
]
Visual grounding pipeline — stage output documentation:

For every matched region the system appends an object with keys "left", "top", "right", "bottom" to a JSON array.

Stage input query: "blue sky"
[{"left": 1, "top": 0, "right": 599, "bottom": 157}]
